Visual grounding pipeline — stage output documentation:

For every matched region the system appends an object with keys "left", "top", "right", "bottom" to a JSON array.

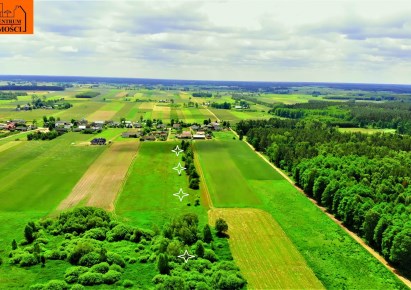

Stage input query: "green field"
[
  {"left": 0, "top": 133, "right": 105, "bottom": 211},
  {"left": 196, "top": 137, "right": 407, "bottom": 289},
  {"left": 115, "top": 142, "right": 207, "bottom": 228},
  {"left": 195, "top": 139, "right": 280, "bottom": 207},
  {"left": 338, "top": 127, "right": 397, "bottom": 134},
  {"left": 209, "top": 208, "right": 324, "bottom": 289}
]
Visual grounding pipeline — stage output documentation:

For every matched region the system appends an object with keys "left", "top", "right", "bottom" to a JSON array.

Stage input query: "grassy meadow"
[
  {"left": 195, "top": 135, "right": 407, "bottom": 289},
  {"left": 115, "top": 142, "right": 207, "bottom": 228},
  {"left": 209, "top": 208, "right": 324, "bottom": 289}
]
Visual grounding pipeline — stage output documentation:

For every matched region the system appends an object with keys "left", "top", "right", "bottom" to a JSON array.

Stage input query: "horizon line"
[{"left": 1, "top": 74, "right": 411, "bottom": 87}]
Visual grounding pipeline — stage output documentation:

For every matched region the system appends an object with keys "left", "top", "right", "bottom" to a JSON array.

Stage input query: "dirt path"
[
  {"left": 56, "top": 142, "right": 140, "bottom": 212},
  {"left": 192, "top": 142, "right": 214, "bottom": 209},
  {"left": 231, "top": 128, "right": 411, "bottom": 288}
]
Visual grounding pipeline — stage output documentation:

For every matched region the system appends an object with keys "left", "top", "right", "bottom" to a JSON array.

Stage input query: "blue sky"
[{"left": 1, "top": 0, "right": 411, "bottom": 83}]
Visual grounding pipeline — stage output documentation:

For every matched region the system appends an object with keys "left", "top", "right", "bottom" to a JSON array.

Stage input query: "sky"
[{"left": 1, "top": 0, "right": 411, "bottom": 83}]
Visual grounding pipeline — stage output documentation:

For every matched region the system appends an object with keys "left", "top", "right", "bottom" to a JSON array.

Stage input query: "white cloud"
[{"left": 0, "top": 0, "right": 410, "bottom": 83}]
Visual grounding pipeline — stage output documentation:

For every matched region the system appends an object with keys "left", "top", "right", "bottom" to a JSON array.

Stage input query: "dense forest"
[
  {"left": 75, "top": 92, "right": 100, "bottom": 98},
  {"left": 270, "top": 100, "right": 411, "bottom": 133},
  {"left": 0, "top": 91, "right": 26, "bottom": 100},
  {"left": 0, "top": 85, "right": 64, "bottom": 91},
  {"left": 7, "top": 207, "right": 245, "bottom": 289},
  {"left": 210, "top": 102, "right": 231, "bottom": 110},
  {"left": 236, "top": 118, "right": 411, "bottom": 272}
]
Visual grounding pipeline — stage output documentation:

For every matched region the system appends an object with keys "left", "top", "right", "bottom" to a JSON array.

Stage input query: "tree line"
[
  {"left": 269, "top": 100, "right": 411, "bottom": 134},
  {"left": 236, "top": 118, "right": 411, "bottom": 271},
  {"left": 210, "top": 102, "right": 231, "bottom": 110},
  {"left": 0, "top": 85, "right": 64, "bottom": 91},
  {"left": 0, "top": 91, "right": 26, "bottom": 100},
  {"left": 75, "top": 92, "right": 100, "bottom": 98}
]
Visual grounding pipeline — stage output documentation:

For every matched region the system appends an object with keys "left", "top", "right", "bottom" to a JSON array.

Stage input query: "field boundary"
[
  {"left": 230, "top": 128, "right": 411, "bottom": 288},
  {"left": 192, "top": 142, "right": 214, "bottom": 209},
  {"left": 113, "top": 142, "right": 141, "bottom": 215},
  {"left": 56, "top": 141, "right": 140, "bottom": 212}
]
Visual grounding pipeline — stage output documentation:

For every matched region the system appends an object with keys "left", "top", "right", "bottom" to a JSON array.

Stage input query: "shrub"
[
  {"left": 137, "top": 254, "right": 150, "bottom": 263},
  {"left": 29, "top": 284, "right": 44, "bottom": 290},
  {"left": 20, "top": 253, "right": 38, "bottom": 267},
  {"left": 130, "top": 229, "right": 143, "bottom": 243},
  {"left": 90, "top": 262, "right": 110, "bottom": 274},
  {"left": 215, "top": 218, "right": 228, "bottom": 236},
  {"left": 122, "top": 279, "right": 134, "bottom": 288},
  {"left": 195, "top": 241, "right": 205, "bottom": 258},
  {"left": 102, "top": 270, "right": 121, "bottom": 284},
  {"left": 78, "top": 272, "right": 104, "bottom": 286},
  {"left": 157, "top": 253, "right": 170, "bottom": 275},
  {"left": 12, "top": 239, "right": 17, "bottom": 250},
  {"left": 106, "top": 252, "right": 125, "bottom": 267},
  {"left": 204, "top": 250, "right": 218, "bottom": 263},
  {"left": 107, "top": 224, "right": 132, "bottom": 241},
  {"left": 109, "top": 263, "right": 124, "bottom": 273},
  {"left": 203, "top": 224, "right": 213, "bottom": 243},
  {"left": 152, "top": 274, "right": 166, "bottom": 284},
  {"left": 64, "top": 266, "right": 89, "bottom": 284},
  {"left": 83, "top": 228, "right": 106, "bottom": 241},
  {"left": 24, "top": 224, "right": 35, "bottom": 243},
  {"left": 128, "top": 257, "right": 137, "bottom": 264},
  {"left": 196, "top": 281, "right": 212, "bottom": 290},
  {"left": 68, "top": 242, "right": 94, "bottom": 264},
  {"left": 42, "top": 280, "right": 69, "bottom": 290},
  {"left": 79, "top": 251, "right": 101, "bottom": 267},
  {"left": 70, "top": 285, "right": 85, "bottom": 290},
  {"left": 36, "top": 238, "right": 49, "bottom": 245}
]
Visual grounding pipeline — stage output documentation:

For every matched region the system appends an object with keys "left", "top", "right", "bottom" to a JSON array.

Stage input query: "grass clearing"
[
  {"left": 209, "top": 208, "right": 324, "bottom": 289},
  {"left": 57, "top": 142, "right": 140, "bottom": 211},
  {"left": 115, "top": 142, "right": 207, "bottom": 228},
  {"left": 338, "top": 127, "right": 396, "bottom": 134},
  {"left": 195, "top": 139, "right": 280, "bottom": 207}
]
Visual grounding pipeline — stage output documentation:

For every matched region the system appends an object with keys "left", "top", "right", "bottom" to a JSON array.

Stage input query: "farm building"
[
  {"left": 178, "top": 131, "right": 192, "bottom": 139},
  {"left": 193, "top": 134, "right": 206, "bottom": 139},
  {"left": 122, "top": 132, "right": 140, "bottom": 138},
  {"left": 143, "top": 135, "right": 156, "bottom": 141},
  {"left": 90, "top": 138, "right": 106, "bottom": 145},
  {"left": 173, "top": 123, "right": 181, "bottom": 129}
]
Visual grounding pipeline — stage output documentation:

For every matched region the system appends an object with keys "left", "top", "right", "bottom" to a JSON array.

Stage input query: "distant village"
[{"left": 0, "top": 117, "right": 230, "bottom": 145}]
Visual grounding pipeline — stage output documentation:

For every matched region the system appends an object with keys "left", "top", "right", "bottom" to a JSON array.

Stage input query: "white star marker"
[
  {"left": 178, "top": 250, "right": 195, "bottom": 263},
  {"left": 173, "top": 188, "right": 189, "bottom": 202},
  {"left": 172, "top": 145, "right": 184, "bottom": 156},
  {"left": 173, "top": 162, "right": 186, "bottom": 175}
]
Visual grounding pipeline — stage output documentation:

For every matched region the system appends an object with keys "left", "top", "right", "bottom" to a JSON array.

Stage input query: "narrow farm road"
[
  {"left": 230, "top": 128, "right": 411, "bottom": 288},
  {"left": 192, "top": 142, "right": 214, "bottom": 209}
]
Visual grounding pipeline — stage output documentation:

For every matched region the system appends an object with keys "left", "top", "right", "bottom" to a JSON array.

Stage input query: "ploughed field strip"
[
  {"left": 57, "top": 141, "right": 140, "bottom": 211},
  {"left": 0, "top": 141, "right": 22, "bottom": 153},
  {"left": 209, "top": 208, "right": 324, "bottom": 290}
]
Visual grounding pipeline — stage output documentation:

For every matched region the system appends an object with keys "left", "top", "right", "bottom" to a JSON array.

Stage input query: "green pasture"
[
  {"left": 259, "top": 93, "right": 320, "bottom": 104},
  {"left": 195, "top": 139, "right": 280, "bottom": 207},
  {"left": 56, "top": 102, "right": 105, "bottom": 121},
  {"left": 338, "top": 127, "right": 397, "bottom": 134},
  {"left": 115, "top": 142, "right": 207, "bottom": 228},
  {"left": 0, "top": 133, "right": 105, "bottom": 211},
  {"left": 195, "top": 138, "right": 407, "bottom": 289}
]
